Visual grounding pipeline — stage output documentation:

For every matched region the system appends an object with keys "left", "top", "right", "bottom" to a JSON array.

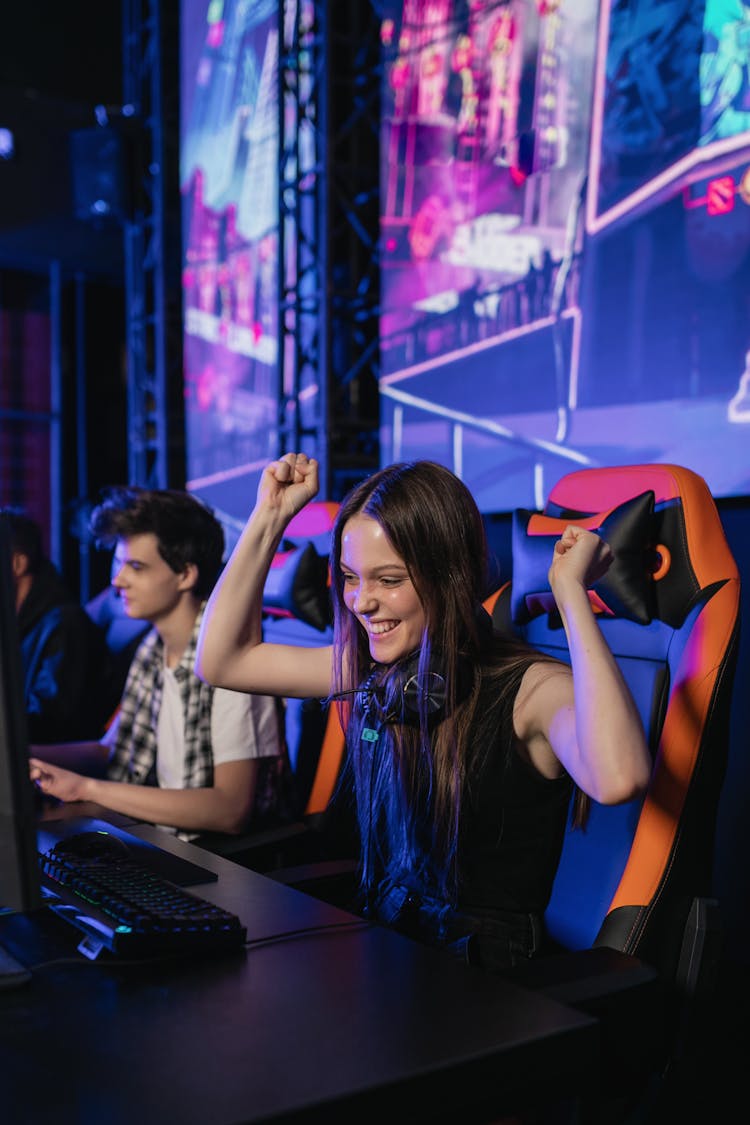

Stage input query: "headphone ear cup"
[
  {"left": 401, "top": 660, "right": 446, "bottom": 717},
  {"left": 361, "top": 651, "right": 469, "bottom": 728},
  {"left": 380, "top": 652, "right": 448, "bottom": 724}
]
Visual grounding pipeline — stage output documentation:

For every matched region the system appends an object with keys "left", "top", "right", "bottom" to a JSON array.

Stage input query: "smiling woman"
[
  {"left": 339, "top": 512, "right": 426, "bottom": 666},
  {"left": 196, "top": 451, "right": 651, "bottom": 974}
]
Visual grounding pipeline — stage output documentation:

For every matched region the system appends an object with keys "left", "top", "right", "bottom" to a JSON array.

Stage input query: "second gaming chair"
[
  {"left": 194, "top": 501, "right": 357, "bottom": 891},
  {"left": 484, "top": 462, "right": 740, "bottom": 1112},
  {"left": 84, "top": 584, "right": 151, "bottom": 732}
]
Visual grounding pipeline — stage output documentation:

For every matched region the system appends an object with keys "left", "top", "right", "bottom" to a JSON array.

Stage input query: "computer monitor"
[{"left": 0, "top": 513, "right": 42, "bottom": 979}]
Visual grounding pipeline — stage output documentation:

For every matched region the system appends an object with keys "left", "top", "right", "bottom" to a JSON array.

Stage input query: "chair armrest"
[
  {"left": 511, "top": 945, "right": 659, "bottom": 1006},
  {"left": 194, "top": 813, "right": 358, "bottom": 875},
  {"left": 511, "top": 946, "right": 665, "bottom": 1098}
]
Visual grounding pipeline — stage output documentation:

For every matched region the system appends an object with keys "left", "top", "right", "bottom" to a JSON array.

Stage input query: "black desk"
[{"left": 1, "top": 814, "right": 598, "bottom": 1124}]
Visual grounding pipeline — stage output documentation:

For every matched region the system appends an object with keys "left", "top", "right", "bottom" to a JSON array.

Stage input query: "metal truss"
[
  {"left": 123, "top": 0, "right": 379, "bottom": 497},
  {"left": 122, "top": 0, "right": 184, "bottom": 488},
  {"left": 327, "top": 1, "right": 382, "bottom": 497},
  {"left": 279, "top": 0, "right": 381, "bottom": 500},
  {"left": 278, "top": 0, "right": 330, "bottom": 484}
]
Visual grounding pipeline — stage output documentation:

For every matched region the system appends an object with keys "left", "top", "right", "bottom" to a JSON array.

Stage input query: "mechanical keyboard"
[{"left": 39, "top": 830, "right": 247, "bottom": 960}]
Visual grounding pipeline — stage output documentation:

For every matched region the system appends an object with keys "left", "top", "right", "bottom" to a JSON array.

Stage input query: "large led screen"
[
  {"left": 587, "top": 0, "right": 750, "bottom": 233},
  {"left": 378, "top": 0, "right": 750, "bottom": 512},
  {"left": 181, "top": 0, "right": 281, "bottom": 537}
]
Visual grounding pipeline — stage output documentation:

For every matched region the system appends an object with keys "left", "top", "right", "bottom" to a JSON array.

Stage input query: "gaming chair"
[
  {"left": 194, "top": 501, "right": 356, "bottom": 888},
  {"left": 484, "top": 463, "right": 740, "bottom": 1111},
  {"left": 84, "top": 584, "right": 151, "bottom": 732}
]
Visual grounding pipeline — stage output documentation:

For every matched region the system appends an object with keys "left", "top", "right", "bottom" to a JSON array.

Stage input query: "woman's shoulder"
[
  {"left": 518, "top": 654, "right": 571, "bottom": 687},
  {"left": 476, "top": 637, "right": 569, "bottom": 706},
  {"left": 511, "top": 658, "right": 573, "bottom": 754},
  {"left": 482, "top": 632, "right": 564, "bottom": 681},
  {"left": 513, "top": 656, "right": 572, "bottom": 707}
]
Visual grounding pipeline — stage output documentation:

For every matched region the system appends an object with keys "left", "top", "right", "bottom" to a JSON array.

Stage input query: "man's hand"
[{"left": 29, "top": 758, "right": 90, "bottom": 804}]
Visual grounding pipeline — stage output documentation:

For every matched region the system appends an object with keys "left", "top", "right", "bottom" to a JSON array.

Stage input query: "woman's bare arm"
[
  {"left": 516, "top": 526, "right": 651, "bottom": 805},
  {"left": 196, "top": 453, "right": 333, "bottom": 700}
]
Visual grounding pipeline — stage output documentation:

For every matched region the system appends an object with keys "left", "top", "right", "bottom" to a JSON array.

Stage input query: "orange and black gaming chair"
[
  {"left": 484, "top": 463, "right": 740, "bottom": 1104},
  {"left": 194, "top": 501, "right": 355, "bottom": 887}
]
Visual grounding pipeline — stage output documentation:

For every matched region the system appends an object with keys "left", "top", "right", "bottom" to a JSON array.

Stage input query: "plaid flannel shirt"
[{"left": 107, "top": 603, "right": 215, "bottom": 789}]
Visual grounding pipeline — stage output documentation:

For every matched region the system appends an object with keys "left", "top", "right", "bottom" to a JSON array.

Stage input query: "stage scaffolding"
[
  {"left": 278, "top": 0, "right": 381, "bottom": 499},
  {"left": 124, "top": 0, "right": 380, "bottom": 499},
  {"left": 122, "top": 0, "right": 184, "bottom": 490}
]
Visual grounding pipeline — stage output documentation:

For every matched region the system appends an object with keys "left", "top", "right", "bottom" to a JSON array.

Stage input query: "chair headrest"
[
  {"left": 262, "top": 501, "right": 338, "bottom": 632},
  {"left": 263, "top": 540, "right": 331, "bottom": 631},
  {"left": 511, "top": 490, "right": 657, "bottom": 625}
]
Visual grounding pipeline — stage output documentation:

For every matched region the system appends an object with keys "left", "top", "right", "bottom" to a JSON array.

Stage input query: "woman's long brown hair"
[{"left": 328, "top": 462, "right": 572, "bottom": 901}]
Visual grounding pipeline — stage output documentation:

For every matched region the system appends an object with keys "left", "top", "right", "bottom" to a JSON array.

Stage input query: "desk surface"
[{"left": 0, "top": 809, "right": 598, "bottom": 1125}]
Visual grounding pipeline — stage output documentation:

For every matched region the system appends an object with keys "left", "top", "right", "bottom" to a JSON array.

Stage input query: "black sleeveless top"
[
  {"left": 359, "top": 657, "right": 574, "bottom": 919},
  {"left": 458, "top": 736, "right": 572, "bottom": 914},
  {"left": 459, "top": 656, "right": 574, "bottom": 914}
]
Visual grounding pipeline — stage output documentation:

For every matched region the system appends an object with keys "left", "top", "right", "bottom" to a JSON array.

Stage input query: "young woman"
[{"left": 196, "top": 453, "right": 651, "bottom": 970}]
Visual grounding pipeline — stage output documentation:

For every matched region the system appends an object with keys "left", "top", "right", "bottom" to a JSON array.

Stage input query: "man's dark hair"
[
  {"left": 90, "top": 487, "right": 225, "bottom": 599},
  {"left": 0, "top": 508, "right": 45, "bottom": 574}
]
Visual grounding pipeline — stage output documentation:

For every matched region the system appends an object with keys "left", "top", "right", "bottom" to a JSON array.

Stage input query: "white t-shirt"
[{"left": 103, "top": 669, "right": 281, "bottom": 789}]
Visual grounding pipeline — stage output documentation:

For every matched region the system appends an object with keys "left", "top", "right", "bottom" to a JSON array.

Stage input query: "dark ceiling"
[{"left": 0, "top": 3, "right": 126, "bottom": 277}]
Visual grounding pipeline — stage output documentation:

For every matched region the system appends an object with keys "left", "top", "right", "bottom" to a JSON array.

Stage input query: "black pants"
[{"left": 367, "top": 878, "right": 545, "bottom": 973}]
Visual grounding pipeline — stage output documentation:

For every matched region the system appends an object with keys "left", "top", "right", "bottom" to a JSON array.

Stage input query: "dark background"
[{"left": 1, "top": 0, "right": 749, "bottom": 983}]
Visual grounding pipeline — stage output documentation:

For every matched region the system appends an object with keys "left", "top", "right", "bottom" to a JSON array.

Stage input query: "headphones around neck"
[
  {"left": 358, "top": 652, "right": 458, "bottom": 727},
  {"left": 343, "top": 606, "right": 492, "bottom": 729}
]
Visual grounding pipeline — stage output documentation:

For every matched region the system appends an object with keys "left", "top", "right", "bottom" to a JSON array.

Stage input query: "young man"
[
  {"left": 2, "top": 507, "right": 111, "bottom": 743},
  {"left": 30, "top": 487, "right": 285, "bottom": 840}
]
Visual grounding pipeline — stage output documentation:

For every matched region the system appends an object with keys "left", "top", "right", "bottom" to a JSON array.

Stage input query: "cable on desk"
[
  {"left": 244, "top": 917, "right": 373, "bottom": 950},
  {"left": 18, "top": 918, "right": 374, "bottom": 973}
]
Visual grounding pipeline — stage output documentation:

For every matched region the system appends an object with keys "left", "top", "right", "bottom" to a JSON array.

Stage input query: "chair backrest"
[
  {"left": 261, "top": 500, "right": 346, "bottom": 819},
  {"left": 485, "top": 464, "right": 740, "bottom": 986},
  {"left": 192, "top": 501, "right": 355, "bottom": 872},
  {"left": 84, "top": 584, "right": 151, "bottom": 729}
]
